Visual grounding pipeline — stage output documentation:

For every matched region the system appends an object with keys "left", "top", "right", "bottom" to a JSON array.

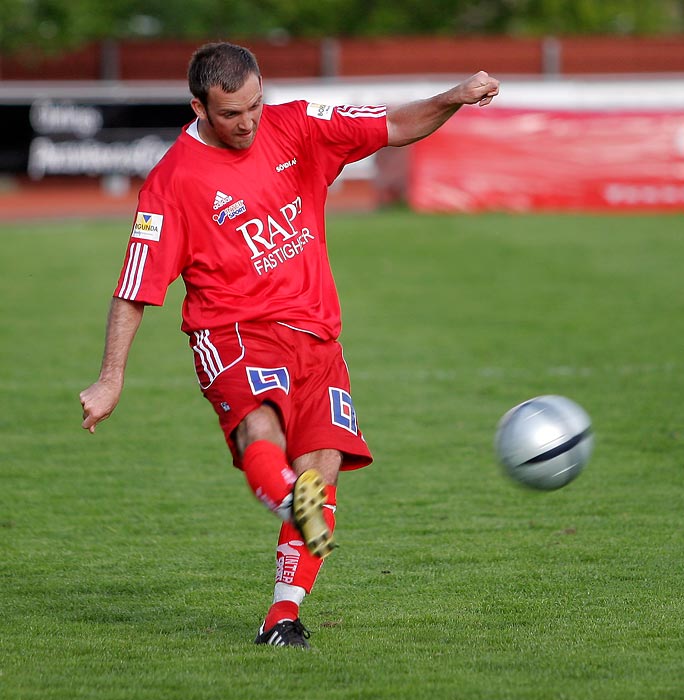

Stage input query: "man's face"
[{"left": 191, "top": 73, "right": 264, "bottom": 150}]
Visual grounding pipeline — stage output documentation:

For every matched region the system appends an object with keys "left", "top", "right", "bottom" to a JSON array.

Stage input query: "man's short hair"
[{"left": 188, "top": 42, "right": 260, "bottom": 105}]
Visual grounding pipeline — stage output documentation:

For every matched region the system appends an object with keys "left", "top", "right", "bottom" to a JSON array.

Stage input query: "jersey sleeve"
[
  {"left": 113, "top": 190, "right": 187, "bottom": 306},
  {"left": 303, "top": 102, "right": 389, "bottom": 185}
]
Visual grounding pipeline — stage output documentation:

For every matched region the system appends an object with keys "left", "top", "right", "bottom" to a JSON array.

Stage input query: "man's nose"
[{"left": 236, "top": 113, "right": 252, "bottom": 130}]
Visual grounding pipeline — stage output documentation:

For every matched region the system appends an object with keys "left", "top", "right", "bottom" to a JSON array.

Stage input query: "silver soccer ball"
[{"left": 495, "top": 395, "right": 594, "bottom": 490}]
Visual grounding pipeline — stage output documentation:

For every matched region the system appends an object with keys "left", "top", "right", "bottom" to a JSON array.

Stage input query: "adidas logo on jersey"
[{"left": 213, "top": 190, "right": 233, "bottom": 210}]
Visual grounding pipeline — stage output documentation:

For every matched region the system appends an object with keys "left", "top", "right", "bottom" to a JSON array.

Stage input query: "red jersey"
[{"left": 114, "top": 100, "right": 388, "bottom": 340}]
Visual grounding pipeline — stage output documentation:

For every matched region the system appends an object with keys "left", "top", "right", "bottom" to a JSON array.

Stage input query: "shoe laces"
[{"left": 282, "top": 618, "right": 311, "bottom": 641}]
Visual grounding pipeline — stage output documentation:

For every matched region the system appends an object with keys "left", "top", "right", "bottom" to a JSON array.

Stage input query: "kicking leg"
[{"left": 256, "top": 449, "right": 341, "bottom": 648}]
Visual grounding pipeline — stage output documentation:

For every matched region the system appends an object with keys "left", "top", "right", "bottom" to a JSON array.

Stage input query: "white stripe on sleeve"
[
  {"left": 118, "top": 242, "right": 149, "bottom": 300},
  {"left": 336, "top": 105, "right": 387, "bottom": 119}
]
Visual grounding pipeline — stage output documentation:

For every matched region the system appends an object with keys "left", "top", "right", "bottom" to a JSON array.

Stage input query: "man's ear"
[{"left": 190, "top": 97, "right": 207, "bottom": 120}]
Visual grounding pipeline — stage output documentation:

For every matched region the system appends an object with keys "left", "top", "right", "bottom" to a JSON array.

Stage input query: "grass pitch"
[{"left": 1, "top": 210, "right": 683, "bottom": 699}]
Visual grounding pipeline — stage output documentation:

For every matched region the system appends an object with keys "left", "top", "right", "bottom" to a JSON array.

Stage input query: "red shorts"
[{"left": 189, "top": 321, "right": 372, "bottom": 470}]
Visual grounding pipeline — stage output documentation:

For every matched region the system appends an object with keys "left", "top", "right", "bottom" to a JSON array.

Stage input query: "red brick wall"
[
  {"left": 338, "top": 36, "right": 543, "bottom": 75},
  {"left": 1, "top": 36, "right": 683, "bottom": 80},
  {"left": 116, "top": 38, "right": 324, "bottom": 80},
  {"left": 560, "top": 37, "right": 684, "bottom": 73},
  {"left": 0, "top": 43, "right": 103, "bottom": 80}
]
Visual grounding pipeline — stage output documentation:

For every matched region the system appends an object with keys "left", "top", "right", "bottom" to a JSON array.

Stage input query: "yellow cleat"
[{"left": 292, "top": 469, "right": 336, "bottom": 559}]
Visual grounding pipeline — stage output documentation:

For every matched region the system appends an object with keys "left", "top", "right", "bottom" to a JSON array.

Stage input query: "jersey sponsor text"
[
  {"left": 306, "top": 103, "right": 334, "bottom": 121},
  {"left": 235, "top": 196, "right": 315, "bottom": 276},
  {"left": 131, "top": 212, "right": 163, "bottom": 241},
  {"left": 213, "top": 199, "right": 246, "bottom": 225}
]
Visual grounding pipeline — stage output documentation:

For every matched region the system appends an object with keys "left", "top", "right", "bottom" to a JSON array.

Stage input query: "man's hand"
[
  {"left": 79, "top": 297, "right": 145, "bottom": 434},
  {"left": 453, "top": 71, "right": 500, "bottom": 107},
  {"left": 79, "top": 379, "right": 123, "bottom": 434}
]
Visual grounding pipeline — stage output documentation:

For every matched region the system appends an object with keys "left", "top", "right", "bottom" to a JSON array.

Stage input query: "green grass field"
[{"left": 1, "top": 210, "right": 683, "bottom": 699}]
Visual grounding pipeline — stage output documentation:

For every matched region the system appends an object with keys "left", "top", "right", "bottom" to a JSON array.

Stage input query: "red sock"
[
  {"left": 242, "top": 440, "right": 296, "bottom": 519},
  {"left": 264, "top": 600, "right": 300, "bottom": 629}
]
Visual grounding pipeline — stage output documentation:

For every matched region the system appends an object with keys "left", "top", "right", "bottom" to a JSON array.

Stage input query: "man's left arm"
[{"left": 386, "top": 71, "right": 500, "bottom": 147}]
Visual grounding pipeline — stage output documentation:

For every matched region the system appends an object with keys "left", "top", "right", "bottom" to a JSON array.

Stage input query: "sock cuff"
[
  {"left": 265, "top": 600, "right": 300, "bottom": 629},
  {"left": 325, "top": 484, "right": 337, "bottom": 506},
  {"left": 243, "top": 439, "right": 287, "bottom": 463}
]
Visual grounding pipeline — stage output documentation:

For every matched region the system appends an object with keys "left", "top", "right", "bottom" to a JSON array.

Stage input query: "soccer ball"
[{"left": 495, "top": 395, "right": 593, "bottom": 491}]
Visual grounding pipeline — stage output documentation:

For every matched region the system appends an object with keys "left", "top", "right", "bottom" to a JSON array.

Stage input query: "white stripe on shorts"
[{"left": 192, "top": 324, "right": 245, "bottom": 390}]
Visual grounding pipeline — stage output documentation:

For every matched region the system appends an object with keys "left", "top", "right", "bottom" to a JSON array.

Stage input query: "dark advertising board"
[{"left": 0, "top": 90, "right": 194, "bottom": 179}]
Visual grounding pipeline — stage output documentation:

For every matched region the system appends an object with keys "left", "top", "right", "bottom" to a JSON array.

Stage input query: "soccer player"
[{"left": 79, "top": 42, "right": 499, "bottom": 649}]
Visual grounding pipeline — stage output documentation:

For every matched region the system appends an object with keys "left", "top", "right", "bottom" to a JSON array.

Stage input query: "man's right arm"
[
  {"left": 386, "top": 71, "right": 500, "bottom": 147},
  {"left": 79, "top": 297, "right": 145, "bottom": 434}
]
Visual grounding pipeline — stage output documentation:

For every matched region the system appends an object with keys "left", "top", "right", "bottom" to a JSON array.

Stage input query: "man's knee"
[
  {"left": 292, "top": 449, "right": 342, "bottom": 485},
  {"left": 234, "top": 403, "right": 286, "bottom": 456}
]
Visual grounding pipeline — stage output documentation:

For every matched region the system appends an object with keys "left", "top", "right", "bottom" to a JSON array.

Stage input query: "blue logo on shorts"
[
  {"left": 247, "top": 367, "right": 291, "bottom": 395},
  {"left": 329, "top": 387, "right": 358, "bottom": 435}
]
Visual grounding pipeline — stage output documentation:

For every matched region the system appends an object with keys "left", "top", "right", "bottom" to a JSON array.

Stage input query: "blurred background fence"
[
  {"left": 1, "top": 20, "right": 683, "bottom": 217},
  {"left": 3, "top": 35, "right": 684, "bottom": 80}
]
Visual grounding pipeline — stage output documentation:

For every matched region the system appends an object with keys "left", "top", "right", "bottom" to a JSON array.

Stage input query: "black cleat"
[{"left": 254, "top": 618, "right": 311, "bottom": 649}]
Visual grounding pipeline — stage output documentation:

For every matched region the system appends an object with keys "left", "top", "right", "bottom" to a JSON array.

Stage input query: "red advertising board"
[{"left": 408, "top": 108, "right": 684, "bottom": 212}]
